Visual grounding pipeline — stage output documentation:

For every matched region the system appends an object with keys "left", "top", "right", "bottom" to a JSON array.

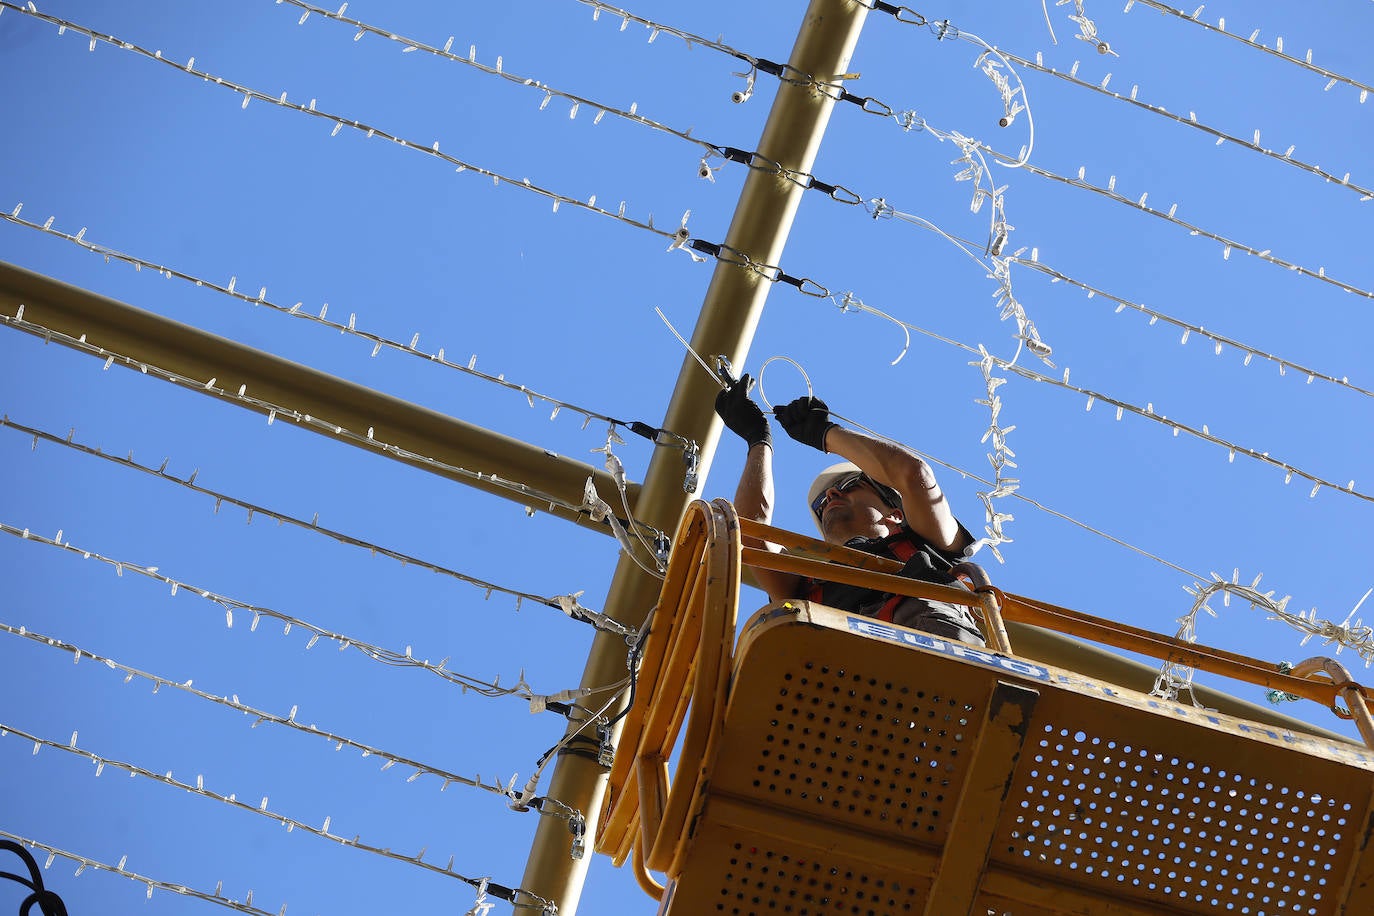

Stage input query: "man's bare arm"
[
  {"left": 733, "top": 442, "right": 804, "bottom": 601},
  {"left": 822, "top": 427, "right": 969, "bottom": 554},
  {"left": 715, "top": 378, "right": 803, "bottom": 601}
]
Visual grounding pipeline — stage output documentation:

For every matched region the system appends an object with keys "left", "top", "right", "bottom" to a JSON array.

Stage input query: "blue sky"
[{"left": 1, "top": 1, "right": 1371, "bottom": 913}]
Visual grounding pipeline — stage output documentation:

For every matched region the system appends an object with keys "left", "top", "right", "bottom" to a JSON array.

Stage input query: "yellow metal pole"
[
  {"left": 518, "top": 1, "right": 874, "bottom": 911},
  {"left": 0, "top": 260, "right": 627, "bottom": 534}
]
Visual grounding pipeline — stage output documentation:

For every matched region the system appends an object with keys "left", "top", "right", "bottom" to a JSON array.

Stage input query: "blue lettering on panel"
[{"left": 846, "top": 615, "right": 1050, "bottom": 682}]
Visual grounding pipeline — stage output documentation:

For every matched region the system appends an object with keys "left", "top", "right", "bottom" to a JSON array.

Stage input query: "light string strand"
[
  {"left": 0, "top": 725, "right": 555, "bottom": 914},
  {"left": 0, "top": 415, "right": 637, "bottom": 639},
  {"left": 568, "top": 0, "right": 760, "bottom": 64},
  {"left": 273, "top": 0, "right": 716, "bottom": 151},
  {"left": 994, "top": 47, "right": 1372, "bottom": 204},
  {"left": 864, "top": 288, "right": 1370, "bottom": 505},
  {"left": 0, "top": 1, "right": 692, "bottom": 250},
  {"left": 997, "top": 356, "right": 1370, "bottom": 504},
  {"left": 0, "top": 308, "right": 668, "bottom": 552},
  {"left": 1122, "top": 0, "right": 1374, "bottom": 101},
  {"left": 1006, "top": 160, "right": 1373, "bottom": 297},
  {"left": 852, "top": 102, "right": 1374, "bottom": 290},
  {"left": 1039, "top": 0, "right": 1116, "bottom": 55},
  {"left": 0, "top": 520, "right": 579, "bottom": 702},
  {"left": 1153, "top": 574, "right": 1374, "bottom": 707},
  {"left": 1010, "top": 256, "right": 1373, "bottom": 399},
  {"left": 864, "top": 179, "right": 1370, "bottom": 404},
  {"left": 850, "top": 204, "right": 1371, "bottom": 505},
  {"left": 269, "top": 0, "right": 875, "bottom": 208},
  {"left": 2, "top": 204, "right": 696, "bottom": 460},
  {"left": 0, "top": 830, "right": 287, "bottom": 916},
  {"left": 0, "top": 618, "right": 584, "bottom": 823}
]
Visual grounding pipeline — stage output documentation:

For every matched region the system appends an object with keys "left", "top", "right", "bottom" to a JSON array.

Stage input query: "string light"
[
  {"left": 864, "top": 201, "right": 1053, "bottom": 365},
  {"left": 1, "top": 208, "right": 701, "bottom": 484},
  {"left": 589, "top": 424, "right": 668, "bottom": 579},
  {"left": 841, "top": 95, "right": 1372, "bottom": 297},
  {"left": 1123, "top": 0, "right": 1374, "bottom": 103},
  {"left": 0, "top": 728, "right": 555, "bottom": 914},
  {"left": 1011, "top": 256, "right": 1372, "bottom": 400},
  {"left": 967, "top": 346, "right": 1019, "bottom": 561},
  {"left": 779, "top": 198, "right": 1371, "bottom": 508},
  {"left": 569, "top": 0, "right": 759, "bottom": 65},
  {"left": 1037, "top": 0, "right": 1115, "bottom": 55},
  {"left": 0, "top": 416, "right": 648, "bottom": 636},
  {"left": 0, "top": 2, "right": 690, "bottom": 251},
  {"left": 0, "top": 309, "right": 668, "bottom": 549},
  {"left": 997, "top": 357, "right": 1372, "bottom": 506},
  {"left": 271, "top": 0, "right": 718, "bottom": 150},
  {"left": 1008, "top": 159, "right": 1373, "bottom": 297},
  {"left": 996, "top": 47, "right": 1373, "bottom": 204},
  {"left": 0, "top": 829, "right": 287, "bottom": 916},
  {"left": 0, "top": 520, "right": 580, "bottom": 700},
  {"left": 819, "top": 271, "right": 1374, "bottom": 507},
  {"left": 0, "top": 619, "right": 586, "bottom": 820},
  {"left": 1153, "top": 574, "right": 1374, "bottom": 706}
]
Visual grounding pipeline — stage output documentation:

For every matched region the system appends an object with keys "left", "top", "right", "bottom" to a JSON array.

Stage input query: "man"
[{"left": 714, "top": 375, "right": 986, "bottom": 646}]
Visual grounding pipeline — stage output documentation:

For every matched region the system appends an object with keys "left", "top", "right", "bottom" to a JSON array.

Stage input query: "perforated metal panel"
[
  {"left": 657, "top": 603, "right": 1374, "bottom": 916},
  {"left": 991, "top": 699, "right": 1365, "bottom": 915},
  {"left": 683, "top": 826, "right": 932, "bottom": 915},
  {"left": 747, "top": 660, "right": 979, "bottom": 842}
]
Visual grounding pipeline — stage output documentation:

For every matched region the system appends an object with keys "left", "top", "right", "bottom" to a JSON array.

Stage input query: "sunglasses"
[{"left": 810, "top": 472, "right": 872, "bottom": 519}]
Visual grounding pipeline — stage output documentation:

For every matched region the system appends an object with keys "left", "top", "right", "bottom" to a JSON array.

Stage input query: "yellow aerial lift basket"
[{"left": 597, "top": 499, "right": 1374, "bottom": 915}]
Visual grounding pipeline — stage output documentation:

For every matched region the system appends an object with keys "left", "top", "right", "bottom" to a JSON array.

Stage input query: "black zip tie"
[
  {"left": 803, "top": 176, "right": 864, "bottom": 206},
  {"left": 478, "top": 880, "right": 519, "bottom": 905},
  {"left": 689, "top": 238, "right": 722, "bottom": 258},
  {"left": 754, "top": 58, "right": 785, "bottom": 78},
  {"left": 776, "top": 271, "right": 832, "bottom": 298},
  {"left": 718, "top": 146, "right": 754, "bottom": 165},
  {"left": 871, "top": 1, "right": 929, "bottom": 26}
]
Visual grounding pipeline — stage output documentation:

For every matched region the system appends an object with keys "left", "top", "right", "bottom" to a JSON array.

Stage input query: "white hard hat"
[{"left": 806, "top": 462, "right": 903, "bottom": 533}]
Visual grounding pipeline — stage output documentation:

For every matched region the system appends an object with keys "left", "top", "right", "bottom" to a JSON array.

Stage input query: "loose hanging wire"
[
  {"left": 0, "top": 416, "right": 637, "bottom": 639},
  {"left": 1122, "top": 0, "right": 1374, "bottom": 102},
  {"left": 0, "top": 618, "right": 588, "bottom": 821},
  {"left": 0, "top": 839, "right": 68, "bottom": 916},
  {"left": 0, "top": 734, "right": 557, "bottom": 915},
  {"left": 590, "top": 423, "right": 668, "bottom": 577}
]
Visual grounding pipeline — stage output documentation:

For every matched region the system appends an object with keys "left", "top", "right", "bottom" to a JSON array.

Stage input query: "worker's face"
[{"left": 816, "top": 476, "right": 902, "bottom": 543}]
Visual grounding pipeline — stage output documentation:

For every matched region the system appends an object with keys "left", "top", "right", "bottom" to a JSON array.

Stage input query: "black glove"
[
  {"left": 714, "top": 374, "right": 771, "bottom": 448},
  {"left": 773, "top": 396, "right": 838, "bottom": 452}
]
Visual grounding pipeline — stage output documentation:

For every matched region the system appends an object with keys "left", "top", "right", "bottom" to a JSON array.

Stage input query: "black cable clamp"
[{"left": 0, "top": 841, "right": 69, "bottom": 916}]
